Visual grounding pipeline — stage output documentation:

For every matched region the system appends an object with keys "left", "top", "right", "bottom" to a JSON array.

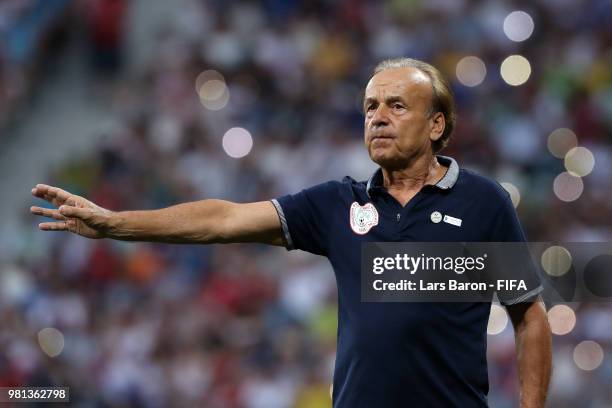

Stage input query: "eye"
[
  {"left": 365, "top": 103, "right": 377, "bottom": 113},
  {"left": 392, "top": 103, "right": 404, "bottom": 110}
]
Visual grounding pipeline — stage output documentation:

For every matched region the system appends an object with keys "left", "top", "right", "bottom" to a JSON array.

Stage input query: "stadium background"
[{"left": 1, "top": 0, "right": 611, "bottom": 406}]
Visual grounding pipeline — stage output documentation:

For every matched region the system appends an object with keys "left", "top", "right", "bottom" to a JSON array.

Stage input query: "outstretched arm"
[
  {"left": 506, "top": 297, "right": 552, "bottom": 408},
  {"left": 31, "top": 184, "right": 284, "bottom": 245}
]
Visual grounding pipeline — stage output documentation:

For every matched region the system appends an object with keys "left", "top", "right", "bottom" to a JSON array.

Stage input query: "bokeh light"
[
  {"left": 195, "top": 70, "right": 225, "bottom": 92},
  {"left": 500, "top": 182, "right": 521, "bottom": 208},
  {"left": 487, "top": 304, "right": 509, "bottom": 335},
  {"left": 564, "top": 146, "right": 595, "bottom": 177},
  {"left": 500, "top": 55, "right": 531, "bottom": 86},
  {"left": 456, "top": 56, "right": 487, "bottom": 87},
  {"left": 38, "top": 328, "right": 65, "bottom": 357},
  {"left": 200, "top": 79, "right": 226, "bottom": 101},
  {"left": 553, "top": 172, "right": 583, "bottom": 202},
  {"left": 196, "top": 70, "right": 230, "bottom": 111},
  {"left": 503, "top": 11, "right": 535, "bottom": 42},
  {"left": 547, "top": 128, "right": 578, "bottom": 159},
  {"left": 199, "top": 80, "right": 230, "bottom": 111},
  {"left": 547, "top": 305, "right": 576, "bottom": 335},
  {"left": 222, "top": 127, "right": 253, "bottom": 158},
  {"left": 541, "top": 245, "right": 572, "bottom": 277},
  {"left": 573, "top": 341, "right": 604, "bottom": 371}
]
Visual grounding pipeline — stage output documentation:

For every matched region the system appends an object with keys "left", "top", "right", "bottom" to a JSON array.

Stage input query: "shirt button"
[{"left": 396, "top": 213, "right": 401, "bottom": 222}]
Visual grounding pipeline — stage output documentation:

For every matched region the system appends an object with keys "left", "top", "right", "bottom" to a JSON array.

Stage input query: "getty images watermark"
[{"left": 361, "top": 242, "right": 612, "bottom": 304}]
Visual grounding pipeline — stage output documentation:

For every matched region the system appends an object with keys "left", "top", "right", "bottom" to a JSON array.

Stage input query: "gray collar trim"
[
  {"left": 366, "top": 155, "right": 459, "bottom": 197},
  {"left": 435, "top": 155, "right": 459, "bottom": 190}
]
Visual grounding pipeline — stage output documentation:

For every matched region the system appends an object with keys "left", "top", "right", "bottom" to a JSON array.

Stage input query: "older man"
[{"left": 31, "top": 58, "right": 551, "bottom": 407}]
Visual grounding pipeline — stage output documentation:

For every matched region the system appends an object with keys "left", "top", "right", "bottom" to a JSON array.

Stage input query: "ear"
[{"left": 429, "top": 112, "right": 445, "bottom": 142}]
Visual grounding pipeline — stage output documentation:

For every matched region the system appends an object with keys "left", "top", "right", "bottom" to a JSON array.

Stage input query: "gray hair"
[{"left": 373, "top": 58, "right": 456, "bottom": 153}]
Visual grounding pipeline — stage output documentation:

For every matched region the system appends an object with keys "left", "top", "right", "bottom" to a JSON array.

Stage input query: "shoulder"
[
  {"left": 296, "top": 176, "right": 370, "bottom": 206},
  {"left": 455, "top": 168, "right": 524, "bottom": 240},
  {"left": 455, "top": 168, "right": 511, "bottom": 207},
  {"left": 279, "top": 178, "right": 361, "bottom": 204},
  {"left": 283, "top": 179, "right": 347, "bottom": 205},
  {"left": 302, "top": 179, "right": 345, "bottom": 196},
  {"left": 341, "top": 175, "right": 367, "bottom": 189}
]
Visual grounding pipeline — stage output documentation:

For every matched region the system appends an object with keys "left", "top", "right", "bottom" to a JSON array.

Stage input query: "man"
[{"left": 31, "top": 58, "right": 551, "bottom": 407}]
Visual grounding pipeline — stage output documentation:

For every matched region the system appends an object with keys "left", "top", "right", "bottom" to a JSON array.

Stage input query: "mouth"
[{"left": 369, "top": 135, "right": 395, "bottom": 143}]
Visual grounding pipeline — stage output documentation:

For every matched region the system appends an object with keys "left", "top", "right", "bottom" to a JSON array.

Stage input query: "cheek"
[
  {"left": 399, "top": 118, "right": 427, "bottom": 138},
  {"left": 364, "top": 117, "right": 372, "bottom": 131}
]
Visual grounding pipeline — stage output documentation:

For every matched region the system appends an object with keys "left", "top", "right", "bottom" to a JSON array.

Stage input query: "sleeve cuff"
[{"left": 271, "top": 199, "right": 294, "bottom": 250}]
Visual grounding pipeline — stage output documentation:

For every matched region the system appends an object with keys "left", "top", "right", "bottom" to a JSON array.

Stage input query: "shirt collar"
[{"left": 366, "top": 155, "right": 459, "bottom": 198}]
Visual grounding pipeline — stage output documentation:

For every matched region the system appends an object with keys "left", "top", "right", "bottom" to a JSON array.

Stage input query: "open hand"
[{"left": 31, "top": 184, "right": 115, "bottom": 239}]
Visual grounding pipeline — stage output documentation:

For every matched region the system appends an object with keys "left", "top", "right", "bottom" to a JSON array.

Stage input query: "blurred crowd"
[
  {"left": 0, "top": 0, "right": 69, "bottom": 132},
  {"left": 2, "top": 0, "right": 612, "bottom": 406}
]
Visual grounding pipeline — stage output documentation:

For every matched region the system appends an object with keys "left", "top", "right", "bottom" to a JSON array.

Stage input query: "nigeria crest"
[{"left": 350, "top": 202, "right": 379, "bottom": 235}]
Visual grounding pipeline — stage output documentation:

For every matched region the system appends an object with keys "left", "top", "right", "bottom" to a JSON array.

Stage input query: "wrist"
[{"left": 104, "top": 210, "right": 121, "bottom": 239}]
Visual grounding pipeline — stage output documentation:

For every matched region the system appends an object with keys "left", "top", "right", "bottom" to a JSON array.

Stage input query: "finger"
[
  {"left": 45, "top": 186, "right": 74, "bottom": 204},
  {"left": 32, "top": 184, "right": 62, "bottom": 204},
  {"left": 30, "top": 206, "right": 67, "bottom": 220},
  {"left": 35, "top": 185, "right": 82, "bottom": 209},
  {"left": 32, "top": 184, "right": 59, "bottom": 195},
  {"left": 58, "top": 205, "right": 91, "bottom": 220},
  {"left": 39, "top": 221, "right": 69, "bottom": 231},
  {"left": 32, "top": 184, "right": 51, "bottom": 198}
]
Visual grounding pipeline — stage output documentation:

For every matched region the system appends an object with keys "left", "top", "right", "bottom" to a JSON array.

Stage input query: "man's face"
[{"left": 363, "top": 67, "right": 441, "bottom": 169}]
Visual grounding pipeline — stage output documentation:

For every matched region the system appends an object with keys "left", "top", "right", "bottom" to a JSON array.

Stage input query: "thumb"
[{"left": 59, "top": 205, "right": 91, "bottom": 220}]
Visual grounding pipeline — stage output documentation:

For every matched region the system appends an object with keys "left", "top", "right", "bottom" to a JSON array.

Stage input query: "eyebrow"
[{"left": 363, "top": 95, "right": 407, "bottom": 110}]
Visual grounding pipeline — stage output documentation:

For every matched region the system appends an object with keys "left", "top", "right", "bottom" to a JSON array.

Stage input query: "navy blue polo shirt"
[{"left": 271, "top": 156, "right": 535, "bottom": 408}]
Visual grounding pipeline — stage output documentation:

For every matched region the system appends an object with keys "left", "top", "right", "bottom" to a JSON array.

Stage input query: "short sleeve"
[
  {"left": 271, "top": 181, "right": 340, "bottom": 257},
  {"left": 488, "top": 192, "right": 543, "bottom": 305}
]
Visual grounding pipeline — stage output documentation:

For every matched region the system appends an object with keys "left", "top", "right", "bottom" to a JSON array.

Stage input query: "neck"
[{"left": 382, "top": 154, "right": 443, "bottom": 192}]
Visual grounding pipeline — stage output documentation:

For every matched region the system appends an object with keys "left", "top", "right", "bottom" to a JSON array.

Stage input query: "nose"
[{"left": 370, "top": 105, "right": 390, "bottom": 128}]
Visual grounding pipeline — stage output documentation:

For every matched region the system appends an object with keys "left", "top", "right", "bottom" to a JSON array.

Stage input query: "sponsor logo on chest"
[{"left": 431, "top": 211, "right": 462, "bottom": 227}]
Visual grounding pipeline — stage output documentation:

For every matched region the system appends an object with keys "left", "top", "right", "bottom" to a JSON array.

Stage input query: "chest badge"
[
  {"left": 430, "top": 211, "right": 463, "bottom": 227},
  {"left": 350, "top": 202, "right": 379, "bottom": 235},
  {"left": 430, "top": 211, "right": 442, "bottom": 223}
]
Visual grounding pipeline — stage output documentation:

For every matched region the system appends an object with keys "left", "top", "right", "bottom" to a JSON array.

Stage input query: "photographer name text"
[{"left": 373, "top": 279, "right": 527, "bottom": 292}]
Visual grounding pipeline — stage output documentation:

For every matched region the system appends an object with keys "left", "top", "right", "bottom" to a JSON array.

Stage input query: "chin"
[
  {"left": 370, "top": 152, "right": 401, "bottom": 170},
  {"left": 370, "top": 149, "right": 417, "bottom": 171}
]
